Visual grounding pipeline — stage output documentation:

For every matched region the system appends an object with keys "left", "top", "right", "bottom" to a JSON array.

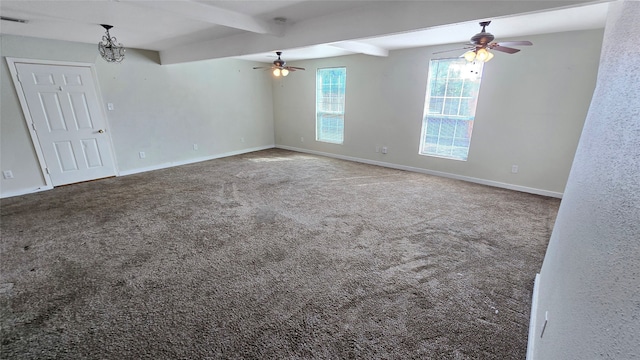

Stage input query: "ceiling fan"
[
  {"left": 253, "top": 51, "right": 305, "bottom": 77},
  {"left": 435, "top": 21, "right": 532, "bottom": 62}
]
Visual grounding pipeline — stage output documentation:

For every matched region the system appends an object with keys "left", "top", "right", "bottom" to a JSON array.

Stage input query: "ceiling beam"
[
  {"left": 121, "top": 0, "right": 283, "bottom": 35},
  {"left": 159, "top": 0, "right": 601, "bottom": 64},
  {"left": 328, "top": 41, "right": 389, "bottom": 57}
]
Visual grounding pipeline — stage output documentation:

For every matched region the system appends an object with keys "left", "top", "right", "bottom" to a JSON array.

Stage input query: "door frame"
[{"left": 6, "top": 57, "right": 119, "bottom": 189}]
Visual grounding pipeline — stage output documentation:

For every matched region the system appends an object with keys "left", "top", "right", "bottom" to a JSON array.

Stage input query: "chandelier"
[{"left": 98, "top": 24, "right": 125, "bottom": 63}]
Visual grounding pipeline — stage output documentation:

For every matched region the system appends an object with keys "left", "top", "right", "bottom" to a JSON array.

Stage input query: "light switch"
[{"left": 107, "top": 103, "right": 114, "bottom": 111}]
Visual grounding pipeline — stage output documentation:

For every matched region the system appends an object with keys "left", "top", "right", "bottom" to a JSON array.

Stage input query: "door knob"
[{"left": 98, "top": 129, "right": 105, "bottom": 134}]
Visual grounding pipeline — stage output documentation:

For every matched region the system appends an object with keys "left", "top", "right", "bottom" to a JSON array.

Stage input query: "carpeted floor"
[{"left": 0, "top": 149, "right": 559, "bottom": 359}]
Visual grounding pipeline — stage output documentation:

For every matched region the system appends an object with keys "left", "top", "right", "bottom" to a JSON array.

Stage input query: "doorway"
[{"left": 8, "top": 59, "right": 117, "bottom": 187}]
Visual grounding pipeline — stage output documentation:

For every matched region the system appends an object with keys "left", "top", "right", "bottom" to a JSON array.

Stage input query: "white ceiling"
[{"left": 0, "top": 0, "right": 611, "bottom": 65}]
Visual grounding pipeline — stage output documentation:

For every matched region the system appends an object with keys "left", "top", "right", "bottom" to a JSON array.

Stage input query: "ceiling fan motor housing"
[
  {"left": 471, "top": 21, "right": 495, "bottom": 46},
  {"left": 471, "top": 31, "right": 494, "bottom": 46},
  {"left": 274, "top": 51, "right": 286, "bottom": 67}
]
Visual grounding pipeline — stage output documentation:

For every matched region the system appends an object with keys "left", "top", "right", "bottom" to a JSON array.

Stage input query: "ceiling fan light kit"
[
  {"left": 254, "top": 51, "right": 305, "bottom": 77},
  {"left": 464, "top": 47, "right": 495, "bottom": 62},
  {"left": 98, "top": 24, "right": 126, "bottom": 63}
]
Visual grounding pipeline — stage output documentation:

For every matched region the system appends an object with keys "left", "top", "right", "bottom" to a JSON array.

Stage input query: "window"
[
  {"left": 419, "top": 59, "right": 484, "bottom": 161},
  {"left": 316, "top": 67, "right": 346, "bottom": 144}
]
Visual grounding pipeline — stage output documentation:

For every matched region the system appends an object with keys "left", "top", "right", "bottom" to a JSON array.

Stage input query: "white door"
[{"left": 15, "top": 63, "right": 116, "bottom": 186}]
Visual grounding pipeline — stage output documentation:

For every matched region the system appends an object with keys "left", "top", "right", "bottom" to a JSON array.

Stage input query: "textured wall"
[{"left": 532, "top": 1, "right": 640, "bottom": 358}]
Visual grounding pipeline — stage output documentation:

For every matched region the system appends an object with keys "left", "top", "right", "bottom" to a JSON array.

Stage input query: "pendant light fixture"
[{"left": 98, "top": 24, "right": 125, "bottom": 63}]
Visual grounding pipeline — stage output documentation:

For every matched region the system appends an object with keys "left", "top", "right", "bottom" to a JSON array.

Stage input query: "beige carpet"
[{"left": 1, "top": 149, "right": 559, "bottom": 359}]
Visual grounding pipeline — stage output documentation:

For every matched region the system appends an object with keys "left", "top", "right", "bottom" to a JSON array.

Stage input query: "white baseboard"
[
  {"left": 0, "top": 185, "right": 53, "bottom": 199},
  {"left": 276, "top": 145, "right": 563, "bottom": 198},
  {"left": 3, "top": 145, "right": 562, "bottom": 199},
  {"left": 119, "top": 145, "right": 274, "bottom": 176},
  {"left": 1, "top": 146, "right": 274, "bottom": 198},
  {"left": 527, "top": 273, "right": 541, "bottom": 360}
]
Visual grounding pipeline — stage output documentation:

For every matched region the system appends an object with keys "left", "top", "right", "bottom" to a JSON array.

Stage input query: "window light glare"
[
  {"left": 419, "top": 58, "right": 484, "bottom": 161},
  {"left": 316, "top": 67, "right": 346, "bottom": 144},
  {"left": 273, "top": 68, "right": 281, "bottom": 76}
]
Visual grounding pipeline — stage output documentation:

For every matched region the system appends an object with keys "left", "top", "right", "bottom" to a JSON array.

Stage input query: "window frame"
[
  {"left": 419, "top": 58, "right": 484, "bottom": 161},
  {"left": 315, "top": 67, "right": 347, "bottom": 144}
]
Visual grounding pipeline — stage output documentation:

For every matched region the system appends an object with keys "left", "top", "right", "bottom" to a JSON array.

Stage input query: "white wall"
[
  {"left": 0, "top": 35, "right": 99, "bottom": 196},
  {"left": 531, "top": 1, "right": 640, "bottom": 358},
  {"left": 0, "top": 35, "right": 274, "bottom": 198},
  {"left": 96, "top": 48, "right": 274, "bottom": 174},
  {"left": 1, "top": 29, "right": 603, "bottom": 198},
  {"left": 273, "top": 29, "right": 603, "bottom": 196}
]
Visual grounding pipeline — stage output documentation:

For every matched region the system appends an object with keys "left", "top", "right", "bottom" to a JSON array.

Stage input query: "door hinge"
[
  {"left": 45, "top": 167, "right": 50, "bottom": 174},
  {"left": 31, "top": 123, "right": 37, "bottom": 131},
  {"left": 16, "top": 73, "right": 23, "bottom": 83}
]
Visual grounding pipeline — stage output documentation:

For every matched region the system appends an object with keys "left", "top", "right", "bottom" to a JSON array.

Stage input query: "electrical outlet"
[
  {"left": 300, "top": 137, "right": 304, "bottom": 142},
  {"left": 381, "top": 146, "right": 388, "bottom": 154},
  {"left": 139, "top": 152, "right": 146, "bottom": 159},
  {"left": 2, "top": 170, "right": 14, "bottom": 179},
  {"left": 107, "top": 103, "right": 114, "bottom": 111},
  {"left": 240, "top": 137, "right": 245, "bottom": 143},
  {"left": 193, "top": 144, "right": 198, "bottom": 151},
  {"left": 511, "top": 165, "right": 519, "bottom": 174}
]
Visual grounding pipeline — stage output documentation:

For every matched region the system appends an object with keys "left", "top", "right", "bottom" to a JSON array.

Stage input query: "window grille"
[
  {"left": 419, "top": 59, "right": 484, "bottom": 161},
  {"left": 316, "top": 67, "right": 346, "bottom": 144}
]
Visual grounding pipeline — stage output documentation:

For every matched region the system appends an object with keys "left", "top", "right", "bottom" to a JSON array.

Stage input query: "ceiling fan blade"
[
  {"left": 496, "top": 40, "right": 532, "bottom": 47},
  {"left": 433, "top": 47, "right": 473, "bottom": 55},
  {"left": 287, "top": 66, "right": 306, "bottom": 71},
  {"left": 491, "top": 45, "right": 521, "bottom": 54},
  {"left": 253, "top": 66, "right": 269, "bottom": 69}
]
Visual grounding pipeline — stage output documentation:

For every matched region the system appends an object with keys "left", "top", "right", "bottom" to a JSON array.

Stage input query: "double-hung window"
[
  {"left": 419, "top": 59, "right": 484, "bottom": 161},
  {"left": 316, "top": 67, "right": 346, "bottom": 144}
]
